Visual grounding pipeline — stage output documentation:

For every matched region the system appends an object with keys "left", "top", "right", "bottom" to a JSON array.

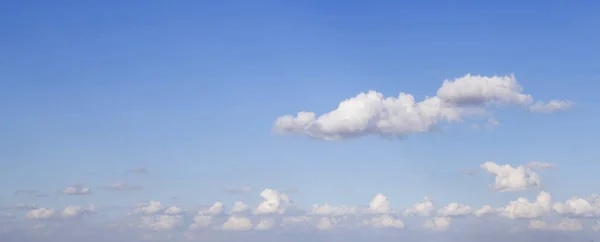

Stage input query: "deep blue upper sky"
[{"left": 1, "top": 0, "right": 599, "bottom": 212}]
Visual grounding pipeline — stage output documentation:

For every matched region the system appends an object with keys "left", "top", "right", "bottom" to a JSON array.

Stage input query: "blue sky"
[{"left": 1, "top": 0, "right": 600, "bottom": 241}]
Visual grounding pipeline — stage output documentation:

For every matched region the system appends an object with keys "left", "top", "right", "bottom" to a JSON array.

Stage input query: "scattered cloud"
[
  {"left": 528, "top": 100, "right": 574, "bottom": 113},
  {"left": 61, "top": 185, "right": 92, "bottom": 195},
  {"left": 480, "top": 162, "right": 541, "bottom": 192},
  {"left": 4, "top": 184, "right": 600, "bottom": 241},
  {"left": 273, "top": 74, "right": 572, "bottom": 141},
  {"left": 254, "top": 189, "right": 294, "bottom": 215},
  {"left": 527, "top": 161, "right": 556, "bottom": 170}
]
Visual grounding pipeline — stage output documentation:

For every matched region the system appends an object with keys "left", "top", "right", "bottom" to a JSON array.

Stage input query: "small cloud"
[
  {"left": 487, "top": 118, "right": 500, "bottom": 126},
  {"left": 528, "top": 100, "right": 574, "bottom": 113},
  {"left": 224, "top": 186, "right": 252, "bottom": 194},
  {"left": 526, "top": 161, "right": 556, "bottom": 170},
  {"left": 15, "top": 203, "right": 37, "bottom": 210},
  {"left": 61, "top": 185, "right": 92, "bottom": 195},
  {"left": 127, "top": 167, "right": 148, "bottom": 174},
  {"left": 101, "top": 183, "right": 143, "bottom": 191}
]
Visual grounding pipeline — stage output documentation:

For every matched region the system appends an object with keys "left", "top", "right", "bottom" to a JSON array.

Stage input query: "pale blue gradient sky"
[{"left": 1, "top": 0, "right": 599, "bottom": 214}]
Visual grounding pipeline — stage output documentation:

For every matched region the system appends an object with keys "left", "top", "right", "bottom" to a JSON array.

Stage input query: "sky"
[{"left": 1, "top": 0, "right": 600, "bottom": 241}]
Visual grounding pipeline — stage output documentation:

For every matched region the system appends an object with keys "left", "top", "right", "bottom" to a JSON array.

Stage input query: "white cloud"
[
  {"left": 368, "top": 193, "right": 391, "bottom": 214},
  {"left": 26, "top": 208, "right": 55, "bottom": 220},
  {"left": 164, "top": 206, "right": 186, "bottom": 215},
  {"left": 475, "top": 205, "right": 497, "bottom": 217},
  {"left": 254, "top": 219, "right": 274, "bottom": 231},
  {"left": 254, "top": 189, "right": 293, "bottom": 215},
  {"left": 529, "top": 218, "right": 583, "bottom": 231},
  {"left": 61, "top": 204, "right": 95, "bottom": 218},
  {"left": 423, "top": 217, "right": 452, "bottom": 231},
  {"left": 363, "top": 215, "right": 405, "bottom": 229},
  {"left": 316, "top": 217, "right": 335, "bottom": 231},
  {"left": 200, "top": 202, "right": 225, "bottom": 216},
  {"left": 231, "top": 202, "right": 249, "bottom": 214},
  {"left": 526, "top": 161, "right": 556, "bottom": 170},
  {"left": 528, "top": 100, "right": 574, "bottom": 113},
  {"left": 480, "top": 162, "right": 541, "bottom": 192},
  {"left": 139, "top": 215, "right": 183, "bottom": 231},
  {"left": 403, "top": 197, "right": 435, "bottom": 217},
  {"left": 553, "top": 196, "right": 599, "bottom": 217},
  {"left": 132, "top": 201, "right": 165, "bottom": 216},
  {"left": 437, "top": 203, "right": 472, "bottom": 217},
  {"left": 222, "top": 216, "right": 253, "bottom": 231},
  {"left": 10, "top": 171, "right": 600, "bottom": 237},
  {"left": 558, "top": 218, "right": 584, "bottom": 231},
  {"left": 273, "top": 74, "right": 571, "bottom": 140},
  {"left": 189, "top": 215, "right": 212, "bottom": 230},
  {"left": 61, "top": 185, "right": 91, "bottom": 195},
  {"left": 499, "top": 191, "right": 552, "bottom": 219}
]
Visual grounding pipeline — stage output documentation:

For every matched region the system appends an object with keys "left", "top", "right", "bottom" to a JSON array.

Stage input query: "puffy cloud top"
[{"left": 273, "top": 74, "right": 572, "bottom": 141}]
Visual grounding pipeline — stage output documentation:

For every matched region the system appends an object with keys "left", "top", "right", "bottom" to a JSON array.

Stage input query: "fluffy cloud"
[
  {"left": 8, "top": 170, "right": 600, "bottom": 240},
  {"left": 499, "top": 191, "right": 552, "bottom": 219},
  {"left": 222, "top": 216, "right": 253, "bottom": 231},
  {"left": 254, "top": 219, "right": 274, "bottom": 231},
  {"left": 164, "top": 206, "right": 186, "bottom": 215},
  {"left": 132, "top": 201, "right": 165, "bottom": 216},
  {"left": 475, "top": 205, "right": 496, "bottom": 217},
  {"left": 437, "top": 203, "right": 472, "bottom": 217},
  {"left": 316, "top": 217, "right": 335, "bottom": 230},
  {"left": 61, "top": 204, "right": 96, "bottom": 218},
  {"left": 201, "top": 202, "right": 226, "bottom": 216},
  {"left": 368, "top": 193, "right": 391, "bottom": 214},
  {"left": 189, "top": 215, "right": 212, "bottom": 230},
  {"left": 231, "top": 202, "right": 249, "bottom": 214},
  {"left": 139, "top": 215, "right": 183, "bottom": 231},
  {"left": 26, "top": 208, "right": 55, "bottom": 219},
  {"left": 403, "top": 197, "right": 435, "bottom": 217},
  {"left": 254, "top": 189, "right": 294, "bottom": 215},
  {"left": 9, "top": 187, "right": 600, "bottom": 241},
  {"left": 553, "top": 196, "right": 600, "bottom": 217},
  {"left": 273, "top": 74, "right": 572, "bottom": 140},
  {"left": 480, "top": 162, "right": 541, "bottom": 192},
  {"left": 423, "top": 217, "right": 452, "bottom": 231}
]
